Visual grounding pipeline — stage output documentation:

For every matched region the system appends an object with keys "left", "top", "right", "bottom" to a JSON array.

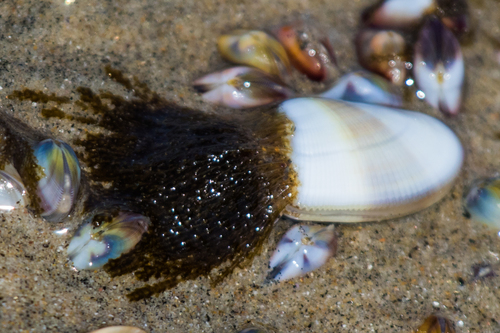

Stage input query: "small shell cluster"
[
  {"left": 196, "top": 0, "right": 468, "bottom": 116},
  {"left": 359, "top": 0, "right": 467, "bottom": 115},
  {"left": 193, "top": 23, "right": 338, "bottom": 109},
  {"left": 191, "top": 0, "right": 470, "bottom": 281}
]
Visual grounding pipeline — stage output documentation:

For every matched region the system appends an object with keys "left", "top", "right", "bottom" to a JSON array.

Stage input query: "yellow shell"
[
  {"left": 415, "top": 315, "right": 455, "bottom": 333},
  {"left": 218, "top": 30, "right": 291, "bottom": 78}
]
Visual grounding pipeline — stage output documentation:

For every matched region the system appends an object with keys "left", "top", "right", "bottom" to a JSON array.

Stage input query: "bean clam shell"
[
  {"left": 363, "top": 0, "right": 437, "bottom": 28},
  {"left": 356, "top": 29, "right": 407, "bottom": 85},
  {"left": 68, "top": 211, "right": 150, "bottom": 269},
  {"left": 217, "top": 30, "right": 291, "bottom": 79},
  {"left": 414, "top": 17, "right": 464, "bottom": 116},
  {"left": 0, "top": 163, "right": 28, "bottom": 211},
  {"left": 279, "top": 98, "right": 463, "bottom": 222},
  {"left": 464, "top": 177, "right": 500, "bottom": 229},
  {"left": 319, "top": 71, "right": 402, "bottom": 107},
  {"left": 33, "top": 138, "right": 81, "bottom": 222},
  {"left": 193, "top": 66, "right": 293, "bottom": 109},
  {"left": 268, "top": 224, "right": 337, "bottom": 281}
]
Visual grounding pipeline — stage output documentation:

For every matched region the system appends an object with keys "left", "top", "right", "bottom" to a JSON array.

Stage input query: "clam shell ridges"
[{"left": 280, "top": 98, "right": 463, "bottom": 222}]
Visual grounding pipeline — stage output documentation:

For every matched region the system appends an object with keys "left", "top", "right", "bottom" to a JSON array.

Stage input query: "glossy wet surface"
[{"left": 1, "top": 0, "right": 500, "bottom": 332}]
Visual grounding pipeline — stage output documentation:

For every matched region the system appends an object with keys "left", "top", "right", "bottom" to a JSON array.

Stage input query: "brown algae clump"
[{"left": 11, "top": 66, "right": 297, "bottom": 300}]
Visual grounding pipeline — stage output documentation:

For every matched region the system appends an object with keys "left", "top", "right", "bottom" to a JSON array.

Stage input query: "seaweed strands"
[{"left": 12, "top": 66, "right": 298, "bottom": 301}]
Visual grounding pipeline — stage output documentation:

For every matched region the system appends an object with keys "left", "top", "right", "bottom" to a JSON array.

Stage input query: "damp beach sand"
[{"left": 1, "top": 0, "right": 500, "bottom": 332}]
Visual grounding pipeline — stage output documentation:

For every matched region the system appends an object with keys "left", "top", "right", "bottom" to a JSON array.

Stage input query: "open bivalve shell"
[{"left": 279, "top": 98, "right": 463, "bottom": 222}]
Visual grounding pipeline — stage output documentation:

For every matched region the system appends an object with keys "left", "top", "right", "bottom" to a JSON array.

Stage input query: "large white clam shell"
[{"left": 280, "top": 98, "right": 463, "bottom": 222}]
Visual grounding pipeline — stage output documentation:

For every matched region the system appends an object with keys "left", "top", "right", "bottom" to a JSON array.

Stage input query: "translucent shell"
[
  {"left": 415, "top": 315, "right": 455, "bottom": 333},
  {"left": 414, "top": 18, "right": 464, "bottom": 116},
  {"left": 68, "top": 211, "right": 150, "bottom": 269},
  {"left": 356, "top": 29, "right": 407, "bottom": 85},
  {"left": 362, "top": 0, "right": 437, "bottom": 29},
  {"left": 193, "top": 66, "right": 294, "bottom": 109},
  {"left": 33, "top": 139, "right": 81, "bottom": 222},
  {"left": 217, "top": 30, "right": 291, "bottom": 78},
  {"left": 89, "top": 327, "right": 146, "bottom": 333},
  {"left": 464, "top": 177, "right": 500, "bottom": 230},
  {"left": 0, "top": 163, "right": 28, "bottom": 211},
  {"left": 274, "top": 23, "right": 337, "bottom": 82},
  {"left": 268, "top": 224, "right": 337, "bottom": 281},
  {"left": 319, "top": 71, "right": 402, "bottom": 107},
  {"left": 279, "top": 98, "right": 463, "bottom": 223}
]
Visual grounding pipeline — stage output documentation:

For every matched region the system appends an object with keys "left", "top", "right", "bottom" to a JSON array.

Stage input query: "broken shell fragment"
[
  {"left": 464, "top": 177, "right": 500, "bottom": 230},
  {"left": 414, "top": 17, "right": 464, "bottom": 115},
  {"left": 279, "top": 98, "right": 463, "bottom": 223},
  {"left": 362, "top": 0, "right": 437, "bottom": 29},
  {"left": 415, "top": 315, "right": 455, "bottom": 333},
  {"left": 274, "top": 23, "right": 337, "bottom": 82},
  {"left": 268, "top": 224, "right": 337, "bottom": 281},
  {"left": 193, "top": 66, "right": 294, "bottom": 109},
  {"left": 319, "top": 71, "right": 402, "bottom": 107},
  {"left": 0, "top": 163, "right": 28, "bottom": 211},
  {"left": 89, "top": 327, "right": 146, "bottom": 333},
  {"left": 217, "top": 30, "right": 291, "bottom": 79},
  {"left": 68, "top": 211, "right": 150, "bottom": 269},
  {"left": 356, "top": 29, "right": 407, "bottom": 85},
  {"left": 33, "top": 138, "right": 81, "bottom": 222}
]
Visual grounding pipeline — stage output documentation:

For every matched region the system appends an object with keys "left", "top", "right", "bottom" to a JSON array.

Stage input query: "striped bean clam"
[
  {"left": 193, "top": 66, "right": 293, "bottom": 109},
  {"left": 414, "top": 17, "right": 464, "bottom": 116},
  {"left": 362, "top": 0, "right": 437, "bottom": 29},
  {"left": 356, "top": 28, "right": 408, "bottom": 85},
  {"left": 268, "top": 224, "right": 337, "bottom": 281},
  {"left": 33, "top": 139, "right": 81, "bottom": 222},
  {"left": 217, "top": 30, "right": 291, "bottom": 79},
  {"left": 68, "top": 210, "right": 150, "bottom": 269},
  {"left": 319, "top": 71, "right": 402, "bottom": 107},
  {"left": 464, "top": 177, "right": 500, "bottom": 230}
]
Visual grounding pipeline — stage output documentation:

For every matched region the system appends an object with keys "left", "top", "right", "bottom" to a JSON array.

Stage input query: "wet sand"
[{"left": 1, "top": 0, "right": 500, "bottom": 332}]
